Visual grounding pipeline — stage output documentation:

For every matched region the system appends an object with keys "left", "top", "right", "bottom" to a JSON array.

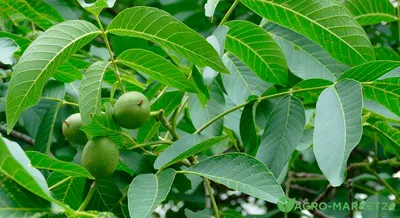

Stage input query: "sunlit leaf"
[
  {"left": 241, "top": 0, "right": 374, "bottom": 66},
  {"left": 343, "top": 0, "right": 397, "bottom": 26},
  {"left": 225, "top": 20, "right": 287, "bottom": 85},
  {"left": 117, "top": 49, "right": 194, "bottom": 91},
  {"left": 79, "top": 61, "right": 111, "bottom": 124},
  {"left": 26, "top": 151, "right": 94, "bottom": 179},
  {"left": 107, "top": 6, "right": 228, "bottom": 73},
  {"left": 6, "top": 20, "right": 100, "bottom": 133}
]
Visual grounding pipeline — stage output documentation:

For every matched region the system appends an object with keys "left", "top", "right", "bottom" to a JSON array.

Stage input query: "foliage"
[{"left": 1, "top": 0, "right": 400, "bottom": 217}]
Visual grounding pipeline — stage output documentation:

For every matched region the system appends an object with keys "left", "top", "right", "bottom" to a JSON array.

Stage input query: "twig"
[
  {"left": 78, "top": 180, "right": 97, "bottom": 211},
  {"left": 127, "top": 140, "right": 173, "bottom": 150},
  {"left": 314, "top": 184, "right": 334, "bottom": 204},
  {"left": 0, "top": 125, "right": 34, "bottom": 145},
  {"left": 347, "top": 179, "right": 353, "bottom": 218},
  {"left": 369, "top": 169, "right": 400, "bottom": 203},
  {"left": 290, "top": 184, "right": 319, "bottom": 195},
  {"left": 205, "top": 178, "right": 219, "bottom": 218},
  {"left": 157, "top": 110, "right": 180, "bottom": 141},
  {"left": 95, "top": 16, "right": 125, "bottom": 93}
]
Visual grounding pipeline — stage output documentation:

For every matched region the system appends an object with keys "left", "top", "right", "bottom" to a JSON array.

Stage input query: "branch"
[
  {"left": 156, "top": 110, "right": 180, "bottom": 141},
  {"left": 0, "top": 125, "right": 34, "bottom": 145},
  {"left": 347, "top": 179, "right": 353, "bottom": 218},
  {"left": 314, "top": 184, "right": 334, "bottom": 204}
]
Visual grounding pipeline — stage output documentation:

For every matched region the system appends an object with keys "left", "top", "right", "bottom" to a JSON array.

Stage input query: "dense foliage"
[{"left": 1, "top": 0, "right": 400, "bottom": 217}]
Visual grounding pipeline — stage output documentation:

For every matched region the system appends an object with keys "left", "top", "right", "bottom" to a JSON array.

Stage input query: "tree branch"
[{"left": 0, "top": 125, "right": 34, "bottom": 145}]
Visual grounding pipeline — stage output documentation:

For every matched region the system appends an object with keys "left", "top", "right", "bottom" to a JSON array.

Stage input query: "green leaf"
[
  {"left": 81, "top": 104, "right": 136, "bottom": 148},
  {"left": 6, "top": 20, "right": 100, "bottom": 133},
  {"left": 363, "top": 77, "right": 400, "bottom": 117},
  {"left": 87, "top": 178, "right": 123, "bottom": 213},
  {"left": 53, "top": 60, "right": 83, "bottom": 83},
  {"left": 374, "top": 46, "right": 400, "bottom": 61},
  {"left": 26, "top": 151, "right": 94, "bottom": 179},
  {"left": 256, "top": 95, "right": 306, "bottom": 177},
  {"left": 119, "top": 150, "right": 154, "bottom": 175},
  {"left": 28, "top": 0, "right": 64, "bottom": 23},
  {"left": 262, "top": 22, "right": 348, "bottom": 81},
  {"left": 34, "top": 102, "right": 63, "bottom": 153},
  {"left": 116, "top": 49, "right": 194, "bottom": 92},
  {"left": 128, "top": 168, "right": 176, "bottom": 218},
  {"left": 0, "top": 0, "right": 61, "bottom": 29},
  {"left": 0, "top": 37, "right": 18, "bottom": 65},
  {"left": 343, "top": 0, "right": 397, "bottom": 26},
  {"left": 0, "top": 174, "right": 52, "bottom": 217},
  {"left": 225, "top": 20, "right": 287, "bottom": 85},
  {"left": 293, "top": 79, "right": 334, "bottom": 104},
  {"left": 47, "top": 172, "right": 85, "bottom": 210},
  {"left": 221, "top": 209, "right": 243, "bottom": 218},
  {"left": 339, "top": 61, "right": 400, "bottom": 82},
  {"left": 79, "top": 61, "right": 111, "bottom": 124},
  {"left": 42, "top": 80, "right": 65, "bottom": 99},
  {"left": 222, "top": 54, "right": 271, "bottom": 105},
  {"left": 314, "top": 79, "right": 363, "bottom": 186},
  {"left": 185, "top": 208, "right": 214, "bottom": 218},
  {"left": 78, "top": 0, "right": 116, "bottom": 16},
  {"left": 240, "top": 101, "right": 259, "bottom": 155},
  {"left": 0, "top": 137, "right": 53, "bottom": 202},
  {"left": 107, "top": 6, "right": 227, "bottom": 73},
  {"left": 182, "top": 153, "right": 285, "bottom": 203},
  {"left": 189, "top": 82, "right": 225, "bottom": 136},
  {"left": 154, "top": 134, "right": 227, "bottom": 170},
  {"left": 367, "top": 122, "right": 400, "bottom": 155},
  {"left": 241, "top": 0, "right": 374, "bottom": 66}
]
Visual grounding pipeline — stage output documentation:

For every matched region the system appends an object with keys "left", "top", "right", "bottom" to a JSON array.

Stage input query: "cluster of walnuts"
[{"left": 62, "top": 91, "right": 150, "bottom": 178}]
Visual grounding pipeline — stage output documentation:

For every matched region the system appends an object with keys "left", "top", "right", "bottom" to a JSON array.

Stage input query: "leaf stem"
[
  {"left": 49, "top": 176, "right": 73, "bottom": 191},
  {"left": 219, "top": 0, "right": 241, "bottom": 26},
  {"left": 42, "top": 97, "right": 79, "bottom": 107},
  {"left": 369, "top": 169, "right": 400, "bottom": 203},
  {"left": 78, "top": 180, "right": 97, "bottom": 211},
  {"left": 95, "top": 16, "right": 125, "bottom": 93},
  {"left": 205, "top": 178, "right": 220, "bottom": 218},
  {"left": 128, "top": 140, "right": 173, "bottom": 150},
  {"left": 194, "top": 84, "right": 332, "bottom": 134}
]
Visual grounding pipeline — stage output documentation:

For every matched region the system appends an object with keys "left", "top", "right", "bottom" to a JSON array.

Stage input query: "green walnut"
[
  {"left": 82, "top": 137, "right": 119, "bottom": 178},
  {"left": 113, "top": 91, "right": 150, "bottom": 129},
  {"left": 62, "top": 113, "right": 88, "bottom": 145}
]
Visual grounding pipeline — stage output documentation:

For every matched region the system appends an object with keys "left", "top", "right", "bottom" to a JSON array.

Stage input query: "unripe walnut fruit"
[
  {"left": 81, "top": 137, "right": 119, "bottom": 178},
  {"left": 62, "top": 113, "right": 88, "bottom": 145},
  {"left": 113, "top": 91, "right": 150, "bottom": 129}
]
